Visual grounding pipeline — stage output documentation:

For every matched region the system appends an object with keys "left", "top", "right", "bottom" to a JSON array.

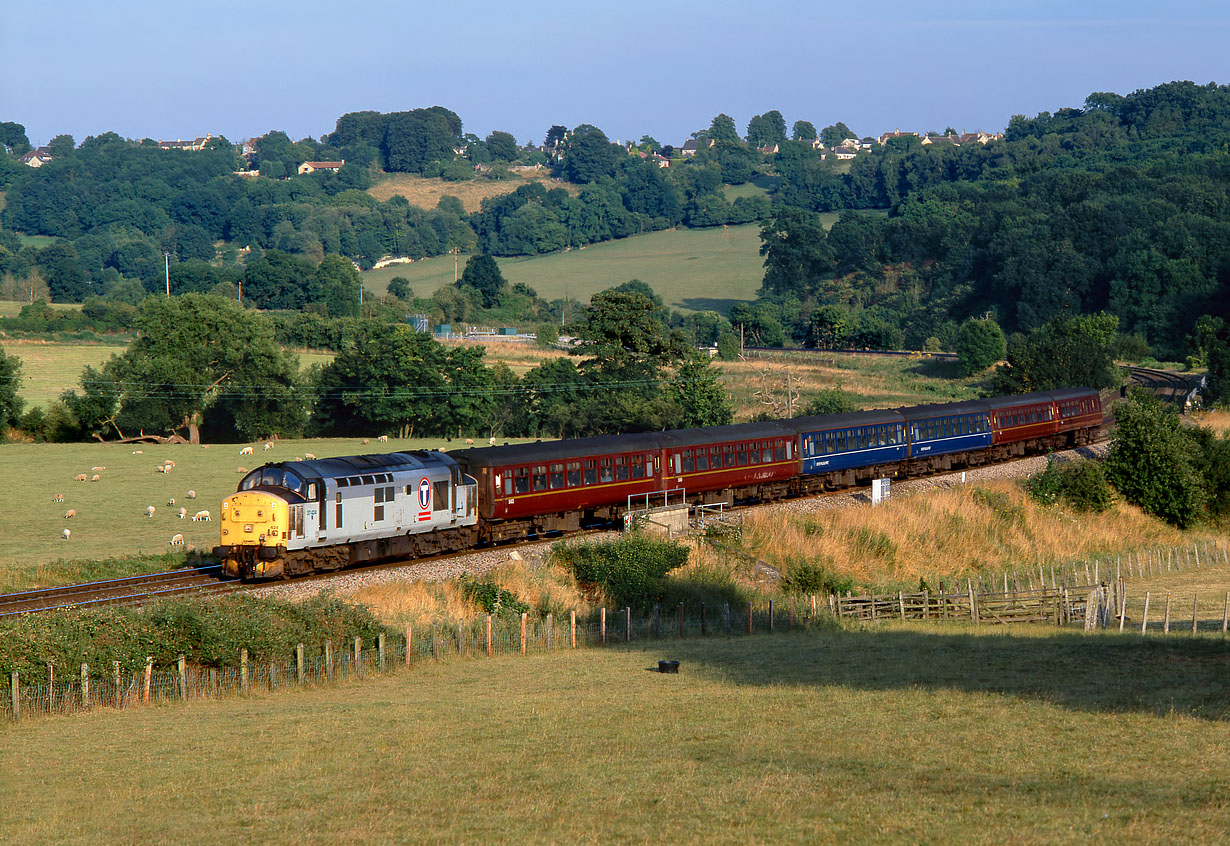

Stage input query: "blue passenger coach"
[
  {"left": 899, "top": 401, "right": 992, "bottom": 458},
  {"left": 785, "top": 410, "right": 908, "bottom": 474}
]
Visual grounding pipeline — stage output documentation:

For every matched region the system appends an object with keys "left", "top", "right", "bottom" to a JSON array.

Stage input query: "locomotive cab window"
[
  {"left": 373, "top": 487, "right": 386, "bottom": 521},
  {"left": 433, "top": 480, "right": 448, "bottom": 511}
]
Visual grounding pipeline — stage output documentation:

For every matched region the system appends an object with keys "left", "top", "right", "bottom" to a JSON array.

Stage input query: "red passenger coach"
[
  {"left": 986, "top": 391, "right": 1060, "bottom": 450},
  {"left": 452, "top": 434, "right": 663, "bottom": 541},
  {"left": 658, "top": 422, "right": 798, "bottom": 505},
  {"left": 1051, "top": 387, "right": 1103, "bottom": 444}
]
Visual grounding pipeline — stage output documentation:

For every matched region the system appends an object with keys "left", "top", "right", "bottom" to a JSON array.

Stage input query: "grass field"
[
  {"left": 0, "top": 300, "right": 81, "bottom": 318},
  {"left": 2, "top": 629, "right": 1226, "bottom": 843},
  {"left": 367, "top": 171, "right": 573, "bottom": 212},
  {"left": 15, "top": 233, "right": 55, "bottom": 250},
  {"left": 0, "top": 436, "right": 504, "bottom": 591},
  {"left": 0, "top": 339, "right": 127, "bottom": 407},
  {"left": 362, "top": 225, "right": 768, "bottom": 314}
]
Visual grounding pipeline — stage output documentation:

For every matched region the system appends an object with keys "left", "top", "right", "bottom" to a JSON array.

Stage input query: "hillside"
[{"left": 367, "top": 171, "right": 575, "bottom": 213}]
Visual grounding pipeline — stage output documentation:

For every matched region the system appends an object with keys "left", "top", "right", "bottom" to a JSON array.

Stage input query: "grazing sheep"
[
  {"left": 163, "top": 460, "right": 175, "bottom": 469},
  {"left": 192, "top": 510, "right": 211, "bottom": 522},
  {"left": 91, "top": 474, "right": 101, "bottom": 482},
  {"left": 167, "top": 498, "right": 176, "bottom": 506},
  {"left": 304, "top": 453, "right": 316, "bottom": 460},
  {"left": 91, "top": 466, "right": 106, "bottom": 471},
  {"left": 64, "top": 509, "right": 76, "bottom": 519},
  {"left": 236, "top": 467, "right": 248, "bottom": 473},
  {"left": 131, "top": 449, "right": 143, "bottom": 454},
  {"left": 74, "top": 473, "right": 87, "bottom": 482},
  {"left": 240, "top": 446, "right": 254, "bottom": 456},
  {"left": 169, "top": 534, "right": 184, "bottom": 546},
  {"left": 186, "top": 544, "right": 196, "bottom": 553},
  {"left": 488, "top": 436, "right": 496, "bottom": 445},
  {"left": 263, "top": 442, "right": 273, "bottom": 451},
  {"left": 62, "top": 528, "right": 71, "bottom": 540},
  {"left": 145, "top": 505, "right": 156, "bottom": 518},
  {"left": 52, "top": 494, "right": 65, "bottom": 503},
  {"left": 362, "top": 438, "right": 370, "bottom": 445},
  {"left": 378, "top": 435, "right": 389, "bottom": 442},
  {"left": 186, "top": 490, "right": 196, "bottom": 499},
  {"left": 464, "top": 438, "right": 474, "bottom": 444},
  {"left": 178, "top": 508, "right": 187, "bottom": 519},
  {"left": 156, "top": 465, "right": 168, "bottom": 474}
]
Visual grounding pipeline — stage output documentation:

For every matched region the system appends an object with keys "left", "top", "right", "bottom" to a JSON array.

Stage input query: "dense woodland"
[{"left": 3, "top": 81, "right": 1230, "bottom": 441}]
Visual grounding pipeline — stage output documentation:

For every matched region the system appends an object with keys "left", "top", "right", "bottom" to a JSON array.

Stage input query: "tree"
[
  {"left": 485, "top": 131, "right": 518, "bottom": 161},
  {"left": 0, "top": 122, "right": 30, "bottom": 156},
  {"left": 758, "top": 207, "right": 834, "bottom": 297},
  {"left": 47, "top": 134, "right": 75, "bottom": 158},
  {"left": 0, "top": 348, "right": 23, "bottom": 438},
  {"left": 87, "top": 294, "right": 306, "bottom": 442},
  {"left": 314, "top": 255, "right": 361, "bottom": 318},
  {"left": 820, "top": 123, "right": 855, "bottom": 146},
  {"left": 458, "top": 254, "right": 506, "bottom": 308},
  {"left": 670, "top": 354, "right": 733, "bottom": 427},
  {"left": 791, "top": 120, "right": 818, "bottom": 142},
  {"left": 387, "top": 276, "right": 412, "bottom": 301},
  {"left": 383, "top": 107, "right": 463, "bottom": 173},
  {"left": 993, "top": 313, "right": 1123, "bottom": 393},
  {"left": 955, "top": 318, "right": 1006, "bottom": 375},
  {"left": 746, "top": 111, "right": 787, "bottom": 148},
  {"left": 707, "top": 114, "right": 740, "bottom": 144},
  {"left": 561, "top": 124, "right": 620, "bottom": 183},
  {"left": 544, "top": 125, "right": 567, "bottom": 149},
  {"left": 1105, "top": 391, "right": 1207, "bottom": 527}
]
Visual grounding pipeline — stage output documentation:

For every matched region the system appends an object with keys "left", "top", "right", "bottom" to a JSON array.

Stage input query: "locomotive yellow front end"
[{"left": 214, "top": 490, "right": 289, "bottom": 579}]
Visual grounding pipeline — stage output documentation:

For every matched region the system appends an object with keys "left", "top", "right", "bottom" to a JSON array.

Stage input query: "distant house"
[
  {"left": 679, "top": 138, "right": 714, "bottom": 158},
  {"left": 297, "top": 160, "right": 345, "bottom": 175},
  {"left": 158, "top": 134, "right": 214, "bottom": 151},
  {"left": 957, "top": 131, "right": 1000, "bottom": 145},
  {"left": 920, "top": 134, "right": 959, "bottom": 146},
  {"left": 757, "top": 144, "right": 779, "bottom": 155},
  {"left": 877, "top": 130, "right": 919, "bottom": 146},
  {"left": 827, "top": 147, "right": 857, "bottom": 161},
  {"left": 19, "top": 148, "right": 53, "bottom": 167},
  {"left": 636, "top": 151, "right": 670, "bottom": 168}
]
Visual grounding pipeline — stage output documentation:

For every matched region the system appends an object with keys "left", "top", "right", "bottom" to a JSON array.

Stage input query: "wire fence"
[{"left": 3, "top": 540, "right": 1227, "bottom": 723}]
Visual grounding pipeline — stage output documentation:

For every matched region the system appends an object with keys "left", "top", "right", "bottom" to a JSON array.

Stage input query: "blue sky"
[{"left": 3, "top": 1, "right": 1227, "bottom": 147}]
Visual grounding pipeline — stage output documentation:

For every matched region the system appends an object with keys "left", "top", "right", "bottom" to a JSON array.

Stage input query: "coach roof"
[{"left": 452, "top": 433, "right": 663, "bottom": 468}]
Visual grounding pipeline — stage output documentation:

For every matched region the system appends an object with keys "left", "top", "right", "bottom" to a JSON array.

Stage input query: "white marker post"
[{"left": 871, "top": 478, "right": 891, "bottom": 506}]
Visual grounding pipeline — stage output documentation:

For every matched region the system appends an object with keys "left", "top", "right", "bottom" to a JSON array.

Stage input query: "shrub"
[
  {"left": 1025, "top": 459, "right": 1114, "bottom": 513},
  {"left": 780, "top": 557, "right": 854, "bottom": 596},
  {"left": 551, "top": 535, "right": 689, "bottom": 610},
  {"left": 803, "top": 387, "right": 858, "bottom": 416},
  {"left": 955, "top": 317, "right": 1006, "bottom": 376},
  {"left": 459, "top": 577, "right": 529, "bottom": 616}
]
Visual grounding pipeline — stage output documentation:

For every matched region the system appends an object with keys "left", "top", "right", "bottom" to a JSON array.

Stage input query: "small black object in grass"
[{"left": 658, "top": 660, "right": 680, "bottom": 673}]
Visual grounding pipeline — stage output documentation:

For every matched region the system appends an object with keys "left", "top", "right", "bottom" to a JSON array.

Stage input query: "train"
[{"left": 213, "top": 387, "right": 1103, "bottom": 579}]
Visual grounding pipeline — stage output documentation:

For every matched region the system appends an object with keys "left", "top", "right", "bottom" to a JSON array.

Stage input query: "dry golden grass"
[
  {"left": 1193, "top": 408, "right": 1230, "bottom": 435},
  {"left": 366, "top": 172, "right": 575, "bottom": 212},
  {"left": 704, "top": 481, "right": 1220, "bottom": 587}
]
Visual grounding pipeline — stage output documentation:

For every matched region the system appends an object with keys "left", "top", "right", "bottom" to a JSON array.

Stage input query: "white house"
[{"left": 298, "top": 160, "right": 345, "bottom": 175}]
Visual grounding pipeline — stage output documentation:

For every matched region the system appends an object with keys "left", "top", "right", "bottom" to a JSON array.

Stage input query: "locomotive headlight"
[{"left": 244, "top": 524, "right": 253, "bottom": 533}]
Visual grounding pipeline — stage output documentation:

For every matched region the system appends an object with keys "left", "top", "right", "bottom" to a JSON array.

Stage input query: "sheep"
[
  {"left": 263, "top": 441, "right": 273, "bottom": 451},
  {"left": 156, "top": 465, "right": 169, "bottom": 474},
  {"left": 236, "top": 466, "right": 248, "bottom": 473},
  {"left": 377, "top": 434, "right": 389, "bottom": 442},
  {"left": 304, "top": 453, "right": 316, "bottom": 460},
  {"left": 488, "top": 436, "right": 496, "bottom": 445},
  {"left": 145, "top": 505, "right": 156, "bottom": 518},
  {"left": 186, "top": 544, "right": 196, "bottom": 553},
  {"left": 91, "top": 466, "right": 106, "bottom": 471},
  {"left": 167, "top": 498, "right": 176, "bottom": 506},
  {"left": 192, "top": 510, "right": 211, "bottom": 522},
  {"left": 240, "top": 446, "right": 254, "bottom": 456},
  {"left": 186, "top": 490, "right": 197, "bottom": 499},
  {"left": 465, "top": 438, "right": 474, "bottom": 444},
  {"left": 178, "top": 508, "right": 187, "bottom": 519},
  {"left": 52, "top": 493, "right": 65, "bottom": 503},
  {"left": 91, "top": 474, "right": 101, "bottom": 482},
  {"left": 62, "top": 528, "right": 71, "bottom": 540},
  {"left": 131, "top": 449, "right": 143, "bottom": 454},
  {"left": 169, "top": 534, "right": 185, "bottom": 546},
  {"left": 64, "top": 509, "right": 76, "bottom": 519},
  {"left": 74, "top": 473, "right": 87, "bottom": 482},
  {"left": 362, "top": 438, "right": 370, "bottom": 445},
  {"left": 163, "top": 460, "right": 175, "bottom": 469}
]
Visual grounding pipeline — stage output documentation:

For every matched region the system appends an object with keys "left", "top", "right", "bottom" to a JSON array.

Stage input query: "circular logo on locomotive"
[{"left": 418, "top": 477, "right": 432, "bottom": 511}]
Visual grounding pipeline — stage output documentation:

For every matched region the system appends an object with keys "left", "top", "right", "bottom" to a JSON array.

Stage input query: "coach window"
[
  {"left": 682, "top": 450, "right": 694, "bottom": 472},
  {"left": 724, "top": 445, "right": 735, "bottom": 467},
  {"left": 825, "top": 432, "right": 835, "bottom": 453},
  {"left": 615, "top": 456, "right": 629, "bottom": 481},
  {"left": 709, "top": 447, "right": 722, "bottom": 470},
  {"left": 515, "top": 467, "right": 530, "bottom": 494},
  {"left": 600, "top": 458, "right": 613, "bottom": 483},
  {"left": 566, "top": 461, "right": 581, "bottom": 487},
  {"left": 736, "top": 444, "right": 748, "bottom": 466},
  {"left": 306, "top": 483, "right": 317, "bottom": 500},
  {"left": 502, "top": 474, "right": 512, "bottom": 496},
  {"left": 775, "top": 440, "right": 786, "bottom": 461},
  {"left": 695, "top": 450, "right": 709, "bottom": 471},
  {"left": 632, "top": 455, "right": 646, "bottom": 479},
  {"left": 532, "top": 465, "right": 548, "bottom": 491},
  {"left": 550, "top": 464, "right": 565, "bottom": 489},
  {"left": 584, "top": 460, "right": 597, "bottom": 485}
]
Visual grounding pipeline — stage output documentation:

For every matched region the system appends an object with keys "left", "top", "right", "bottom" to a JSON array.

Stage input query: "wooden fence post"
[
  {"left": 678, "top": 602, "right": 684, "bottom": 637},
  {"left": 600, "top": 608, "right": 606, "bottom": 645},
  {"left": 379, "top": 632, "right": 387, "bottom": 669},
  {"left": 486, "top": 615, "right": 493, "bottom": 656},
  {"left": 324, "top": 641, "right": 333, "bottom": 682},
  {"left": 296, "top": 644, "right": 305, "bottom": 685},
  {"left": 405, "top": 626, "right": 412, "bottom": 667},
  {"left": 811, "top": 595, "right": 817, "bottom": 618},
  {"left": 1223, "top": 592, "right": 1229, "bottom": 635},
  {"left": 898, "top": 592, "right": 906, "bottom": 620},
  {"left": 354, "top": 636, "right": 362, "bottom": 675},
  {"left": 143, "top": 657, "right": 153, "bottom": 704},
  {"left": 625, "top": 607, "right": 631, "bottom": 642},
  {"left": 81, "top": 663, "right": 89, "bottom": 709},
  {"left": 10, "top": 671, "right": 17, "bottom": 721},
  {"left": 1119, "top": 589, "right": 1127, "bottom": 633},
  {"left": 1163, "top": 594, "right": 1172, "bottom": 634},
  {"left": 789, "top": 596, "right": 795, "bottom": 629},
  {"left": 747, "top": 600, "right": 754, "bottom": 635},
  {"left": 546, "top": 613, "right": 553, "bottom": 651},
  {"left": 48, "top": 662, "right": 54, "bottom": 713},
  {"left": 768, "top": 600, "right": 774, "bottom": 633},
  {"left": 652, "top": 605, "right": 660, "bottom": 637},
  {"left": 1141, "top": 592, "right": 1151, "bottom": 634},
  {"left": 700, "top": 602, "right": 707, "bottom": 636},
  {"left": 1192, "top": 597, "right": 1199, "bottom": 635},
  {"left": 241, "top": 649, "right": 249, "bottom": 695},
  {"left": 113, "top": 661, "right": 121, "bottom": 708},
  {"left": 178, "top": 655, "right": 187, "bottom": 701},
  {"left": 723, "top": 602, "right": 731, "bottom": 635},
  {"left": 520, "top": 613, "right": 528, "bottom": 654},
  {"left": 570, "top": 610, "right": 576, "bottom": 648}
]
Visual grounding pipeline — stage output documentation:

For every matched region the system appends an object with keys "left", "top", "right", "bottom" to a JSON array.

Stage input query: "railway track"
[
  {"left": 1128, "top": 366, "right": 1201, "bottom": 407},
  {"left": 0, "top": 565, "right": 242, "bottom": 617}
]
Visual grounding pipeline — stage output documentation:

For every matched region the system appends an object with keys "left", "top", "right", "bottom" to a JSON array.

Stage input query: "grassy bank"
[{"left": 2, "top": 629, "right": 1226, "bottom": 843}]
